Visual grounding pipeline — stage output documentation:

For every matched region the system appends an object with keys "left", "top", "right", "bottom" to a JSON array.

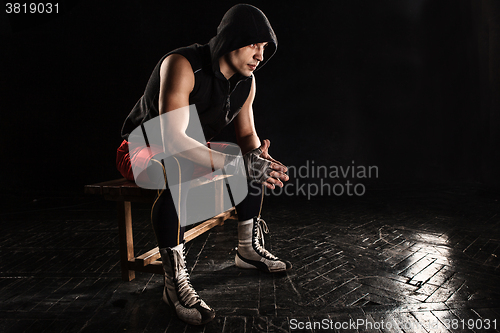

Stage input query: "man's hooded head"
[{"left": 209, "top": 4, "right": 277, "bottom": 74}]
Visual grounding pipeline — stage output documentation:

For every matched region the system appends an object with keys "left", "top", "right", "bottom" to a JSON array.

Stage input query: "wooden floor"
[{"left": 1, "top": 184, "right": 500, "bottom": 332}]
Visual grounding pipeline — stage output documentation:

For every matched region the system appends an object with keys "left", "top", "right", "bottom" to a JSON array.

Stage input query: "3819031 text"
[{"left": 6, "top": 3, "right": 59, "bottom": 14}]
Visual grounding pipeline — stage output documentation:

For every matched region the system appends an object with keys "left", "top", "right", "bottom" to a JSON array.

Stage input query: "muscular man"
[{"left": 116, "top": 4, "right": 290, "bottom": 325}]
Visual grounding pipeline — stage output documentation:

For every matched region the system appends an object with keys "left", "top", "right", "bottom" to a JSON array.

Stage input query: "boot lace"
[
  {"left": 174, "top": 247, "right": 200, "bottom": 308},
  {"left": 253, "top": 218, "right": 279, "bottom": 260}
]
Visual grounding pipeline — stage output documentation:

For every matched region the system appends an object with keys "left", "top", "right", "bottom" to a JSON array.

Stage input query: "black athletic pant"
[{"left": 150, "top": 149, "right": 263, "bottom": 249}]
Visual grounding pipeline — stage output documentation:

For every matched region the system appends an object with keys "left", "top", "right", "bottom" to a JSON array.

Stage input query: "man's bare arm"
[
  {"left": 233, "top": 77, "right": 289, "bottom": 188},
  {"left": 158, "top": 54, "right": 226, "bottom": 169},
  {"left": 233, "top": 77, "right": 261, "bottom": 154}
]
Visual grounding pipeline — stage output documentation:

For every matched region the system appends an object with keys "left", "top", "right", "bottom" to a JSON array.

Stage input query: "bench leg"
[{"left": 117, "top": 201, "right": 135, "bottom": 281}]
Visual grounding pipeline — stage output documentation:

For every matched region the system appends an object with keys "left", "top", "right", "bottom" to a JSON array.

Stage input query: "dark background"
[{"left": 1, "top": 0, "right": 499, "bottom": 198}]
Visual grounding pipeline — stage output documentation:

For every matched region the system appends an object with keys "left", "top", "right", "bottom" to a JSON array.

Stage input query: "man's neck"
[{"left": 218, "top": 57, "right": 235, "bottom": 80}]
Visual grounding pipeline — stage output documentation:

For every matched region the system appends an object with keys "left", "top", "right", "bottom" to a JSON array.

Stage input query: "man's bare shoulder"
[
  {"left": 160, "top": 53, "right": 193, "bottom": 77},
  {"left": 159, "top": 53, "right": 195, "bottom": 93}
]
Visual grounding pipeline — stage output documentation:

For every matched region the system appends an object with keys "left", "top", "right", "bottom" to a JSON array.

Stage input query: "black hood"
[{"left": 208, "top": 4, "right": 277, "bottom": 76}]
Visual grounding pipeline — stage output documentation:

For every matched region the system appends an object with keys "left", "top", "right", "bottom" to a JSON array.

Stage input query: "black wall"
[{"left": 1, "top": 0, "right": 499, "bottom": 196}]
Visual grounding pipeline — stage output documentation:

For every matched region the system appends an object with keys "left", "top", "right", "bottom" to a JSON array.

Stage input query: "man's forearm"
[
  {"left": 159, "top": 106, "right": 228, "bottom": 170},
  {"left": 163, "top": 133, "right": 227, "bottom": 170},
  {"left": 237, "top": 134, "right": 261, "bottom": 155}
]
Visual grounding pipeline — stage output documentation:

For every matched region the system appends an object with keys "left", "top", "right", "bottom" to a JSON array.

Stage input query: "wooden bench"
[{"left": 84, "top": 177, "right": 237, "bottom": 281}]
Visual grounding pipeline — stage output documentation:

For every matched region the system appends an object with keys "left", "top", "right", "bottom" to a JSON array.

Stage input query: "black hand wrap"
[
  {"left": 224, "top": 147, "right": 272, "bottom": 183},
  {"left": 242, "top": 147, "right": 272, "bottom": 183}
]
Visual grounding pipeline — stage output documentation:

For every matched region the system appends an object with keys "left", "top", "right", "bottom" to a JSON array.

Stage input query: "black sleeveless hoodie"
[{"left": 120, "top": 4, "right": 277, "bottom": 142}]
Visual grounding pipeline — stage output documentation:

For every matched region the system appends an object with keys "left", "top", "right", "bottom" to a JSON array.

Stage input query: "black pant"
[{"left": 150, "top": 153, "right": 263, "bottom": 249}]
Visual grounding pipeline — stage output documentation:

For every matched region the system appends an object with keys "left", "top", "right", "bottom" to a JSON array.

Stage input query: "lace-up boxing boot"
[
  {"left": 160, "top": 242, "right": 215, "bottom": 325},
  {"left": 235, "top": 217, "right": 292, "bottom": 273}
]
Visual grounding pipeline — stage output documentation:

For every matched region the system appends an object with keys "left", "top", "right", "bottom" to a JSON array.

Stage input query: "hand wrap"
[
  {"left": 225, "top": 147, "right": 272, "bottom": 183},
  {"left": 242, "top": 147, "right": 272, "bottom": 183}
]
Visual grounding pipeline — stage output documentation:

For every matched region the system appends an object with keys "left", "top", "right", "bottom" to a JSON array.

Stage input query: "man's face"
[{"left": 224, "top": 42, "right": 268, "bottom": 77}]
